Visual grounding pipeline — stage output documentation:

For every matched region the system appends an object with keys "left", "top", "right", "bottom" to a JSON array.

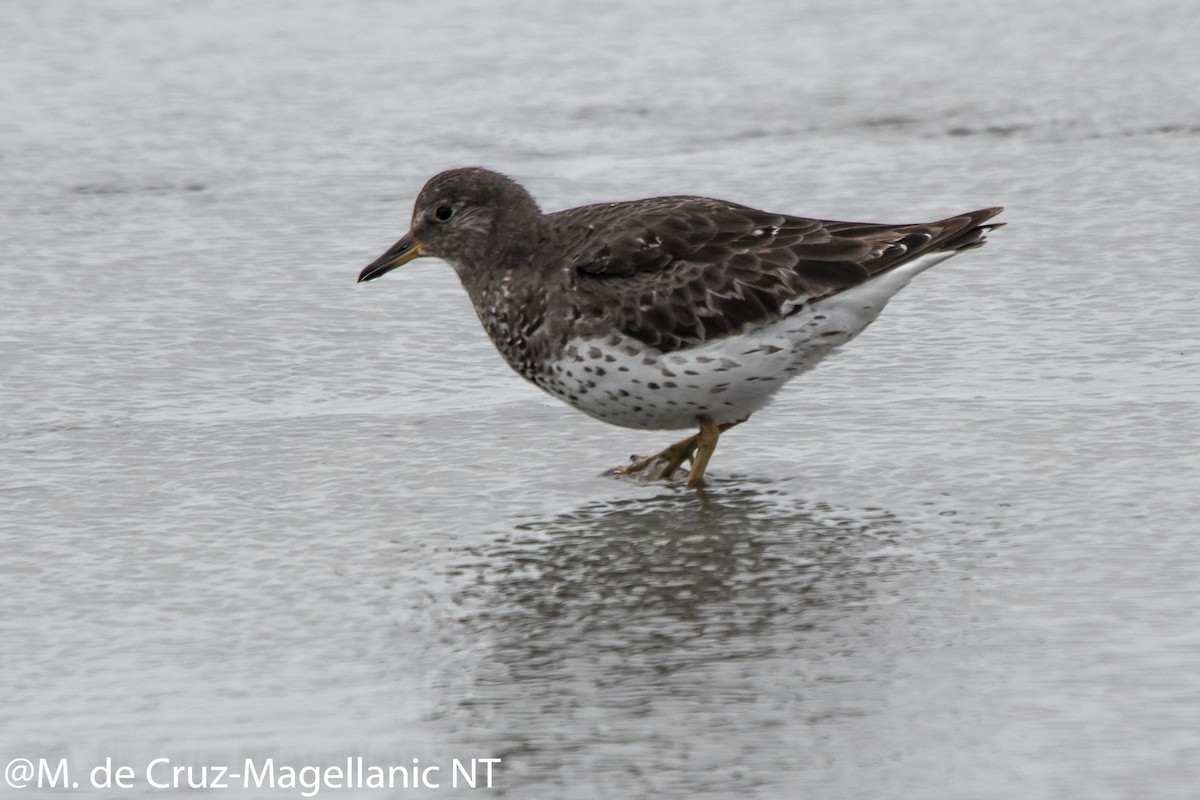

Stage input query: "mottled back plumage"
[{"left": 549, "top": 197, "right": 1002, "bottom": 351}]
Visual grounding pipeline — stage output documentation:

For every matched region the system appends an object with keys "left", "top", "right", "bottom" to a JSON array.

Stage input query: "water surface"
[{"left": 2, "top": 1, "right": 1199, "bottom": 797}]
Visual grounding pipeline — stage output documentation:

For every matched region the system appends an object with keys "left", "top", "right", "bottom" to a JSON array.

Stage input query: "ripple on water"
[{"left": 432, "top": 484, "right": 994, "bottom": 795}]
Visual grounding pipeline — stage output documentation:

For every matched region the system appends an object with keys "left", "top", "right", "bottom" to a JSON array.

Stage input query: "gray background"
[{"left": 2, "top": 0, "right": 1198, "bottom": 797}]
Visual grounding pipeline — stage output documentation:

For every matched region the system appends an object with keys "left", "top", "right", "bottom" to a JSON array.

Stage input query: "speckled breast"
[{"left": 529, "top": 304, "right": 869, "bottom": 431}]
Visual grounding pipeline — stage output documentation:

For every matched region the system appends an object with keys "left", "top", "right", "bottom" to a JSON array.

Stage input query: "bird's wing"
[{"left": 552, "top": 197, "right": 1002, "bottom": 352}]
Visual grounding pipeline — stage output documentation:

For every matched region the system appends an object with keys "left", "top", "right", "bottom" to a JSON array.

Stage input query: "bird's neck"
[
  {"left": 456, "top": 212, "right": 553, "bottom": 319},
  {"left": 459, "top": 246, "right": 566, "bottom": 387}
]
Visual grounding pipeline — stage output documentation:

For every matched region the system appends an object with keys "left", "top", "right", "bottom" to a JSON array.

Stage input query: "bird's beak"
[{"left": 358, "top": 232, "right": 424, "bottom": 283}]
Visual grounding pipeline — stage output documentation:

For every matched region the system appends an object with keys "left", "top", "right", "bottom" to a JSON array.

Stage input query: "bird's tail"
[{"left": 934, "top": 206, "right": 1005, "bottom": 253}]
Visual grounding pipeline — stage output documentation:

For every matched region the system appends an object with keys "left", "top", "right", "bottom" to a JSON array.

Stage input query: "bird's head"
[{"left": 358, "top": 167, "right": 543, "bottom": 283}]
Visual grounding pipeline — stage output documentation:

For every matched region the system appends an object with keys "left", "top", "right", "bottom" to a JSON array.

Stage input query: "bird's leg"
[
  {"left": 615, "top": 418, "right": 746, "bottom": 483},
  {"left": 616, "top": 433, "right": 700, "bottom": 480},
  {"left": 685, "top": 416, "right": 722, "bottom": 488}
]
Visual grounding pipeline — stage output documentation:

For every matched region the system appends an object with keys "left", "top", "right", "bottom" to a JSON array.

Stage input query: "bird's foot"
[
  {"left": 613, "top": 434, "right": 700, "bottom": 482},
  {"left": 611, "top": 416, "right": 731, "bottom": 488}
]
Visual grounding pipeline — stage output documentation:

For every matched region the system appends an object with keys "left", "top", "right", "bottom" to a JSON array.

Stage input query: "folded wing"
[{"left": 555, "top": 197, "right": 1002, "bottom": 352}]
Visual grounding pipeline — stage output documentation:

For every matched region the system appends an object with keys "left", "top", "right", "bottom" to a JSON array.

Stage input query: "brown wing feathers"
[{"left": 561, "top": 199, "right": 1002, "bottom": 352}]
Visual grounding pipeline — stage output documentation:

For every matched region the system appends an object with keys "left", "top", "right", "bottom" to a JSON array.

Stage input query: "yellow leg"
[
  {"left": 614, "top": 418, "right": 746, "bottom": 485},
  {"left": 615, "top": 433, "right": 699, "bottom": 480},
  {"left": 685, "top": 416, "right": 721, "bottom": 488}
]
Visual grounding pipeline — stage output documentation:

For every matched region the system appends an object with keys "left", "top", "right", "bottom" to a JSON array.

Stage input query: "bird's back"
[{"left": 548, "top": 197, "right": 1002, "bottom": 353}]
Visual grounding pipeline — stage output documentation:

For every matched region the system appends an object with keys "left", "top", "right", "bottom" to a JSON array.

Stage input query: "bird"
[{"left": 358, "top": 167, "right": 1002, "bottom": 488}]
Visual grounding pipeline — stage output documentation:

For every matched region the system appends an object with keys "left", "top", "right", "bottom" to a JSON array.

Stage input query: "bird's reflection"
[
  {"left": 452, "top": 481, "right": 920, "bottom": 676},
  {"left": 432, "top": 482, "right": 968, "bottom": 791}
]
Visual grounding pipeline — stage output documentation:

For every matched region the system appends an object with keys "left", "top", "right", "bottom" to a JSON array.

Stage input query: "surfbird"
[{"left": 358, "top": 167, "right": 1002, "bottom": 488}]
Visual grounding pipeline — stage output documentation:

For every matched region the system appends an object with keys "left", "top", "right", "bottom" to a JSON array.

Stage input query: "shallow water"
[{"left": 3, "top": 0, "right": 1199, "bottom": 797}]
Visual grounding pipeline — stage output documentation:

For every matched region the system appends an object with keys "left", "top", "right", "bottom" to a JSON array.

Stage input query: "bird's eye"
[{"left": 434, "top": 206, "right": 454, "bottom": 222}]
